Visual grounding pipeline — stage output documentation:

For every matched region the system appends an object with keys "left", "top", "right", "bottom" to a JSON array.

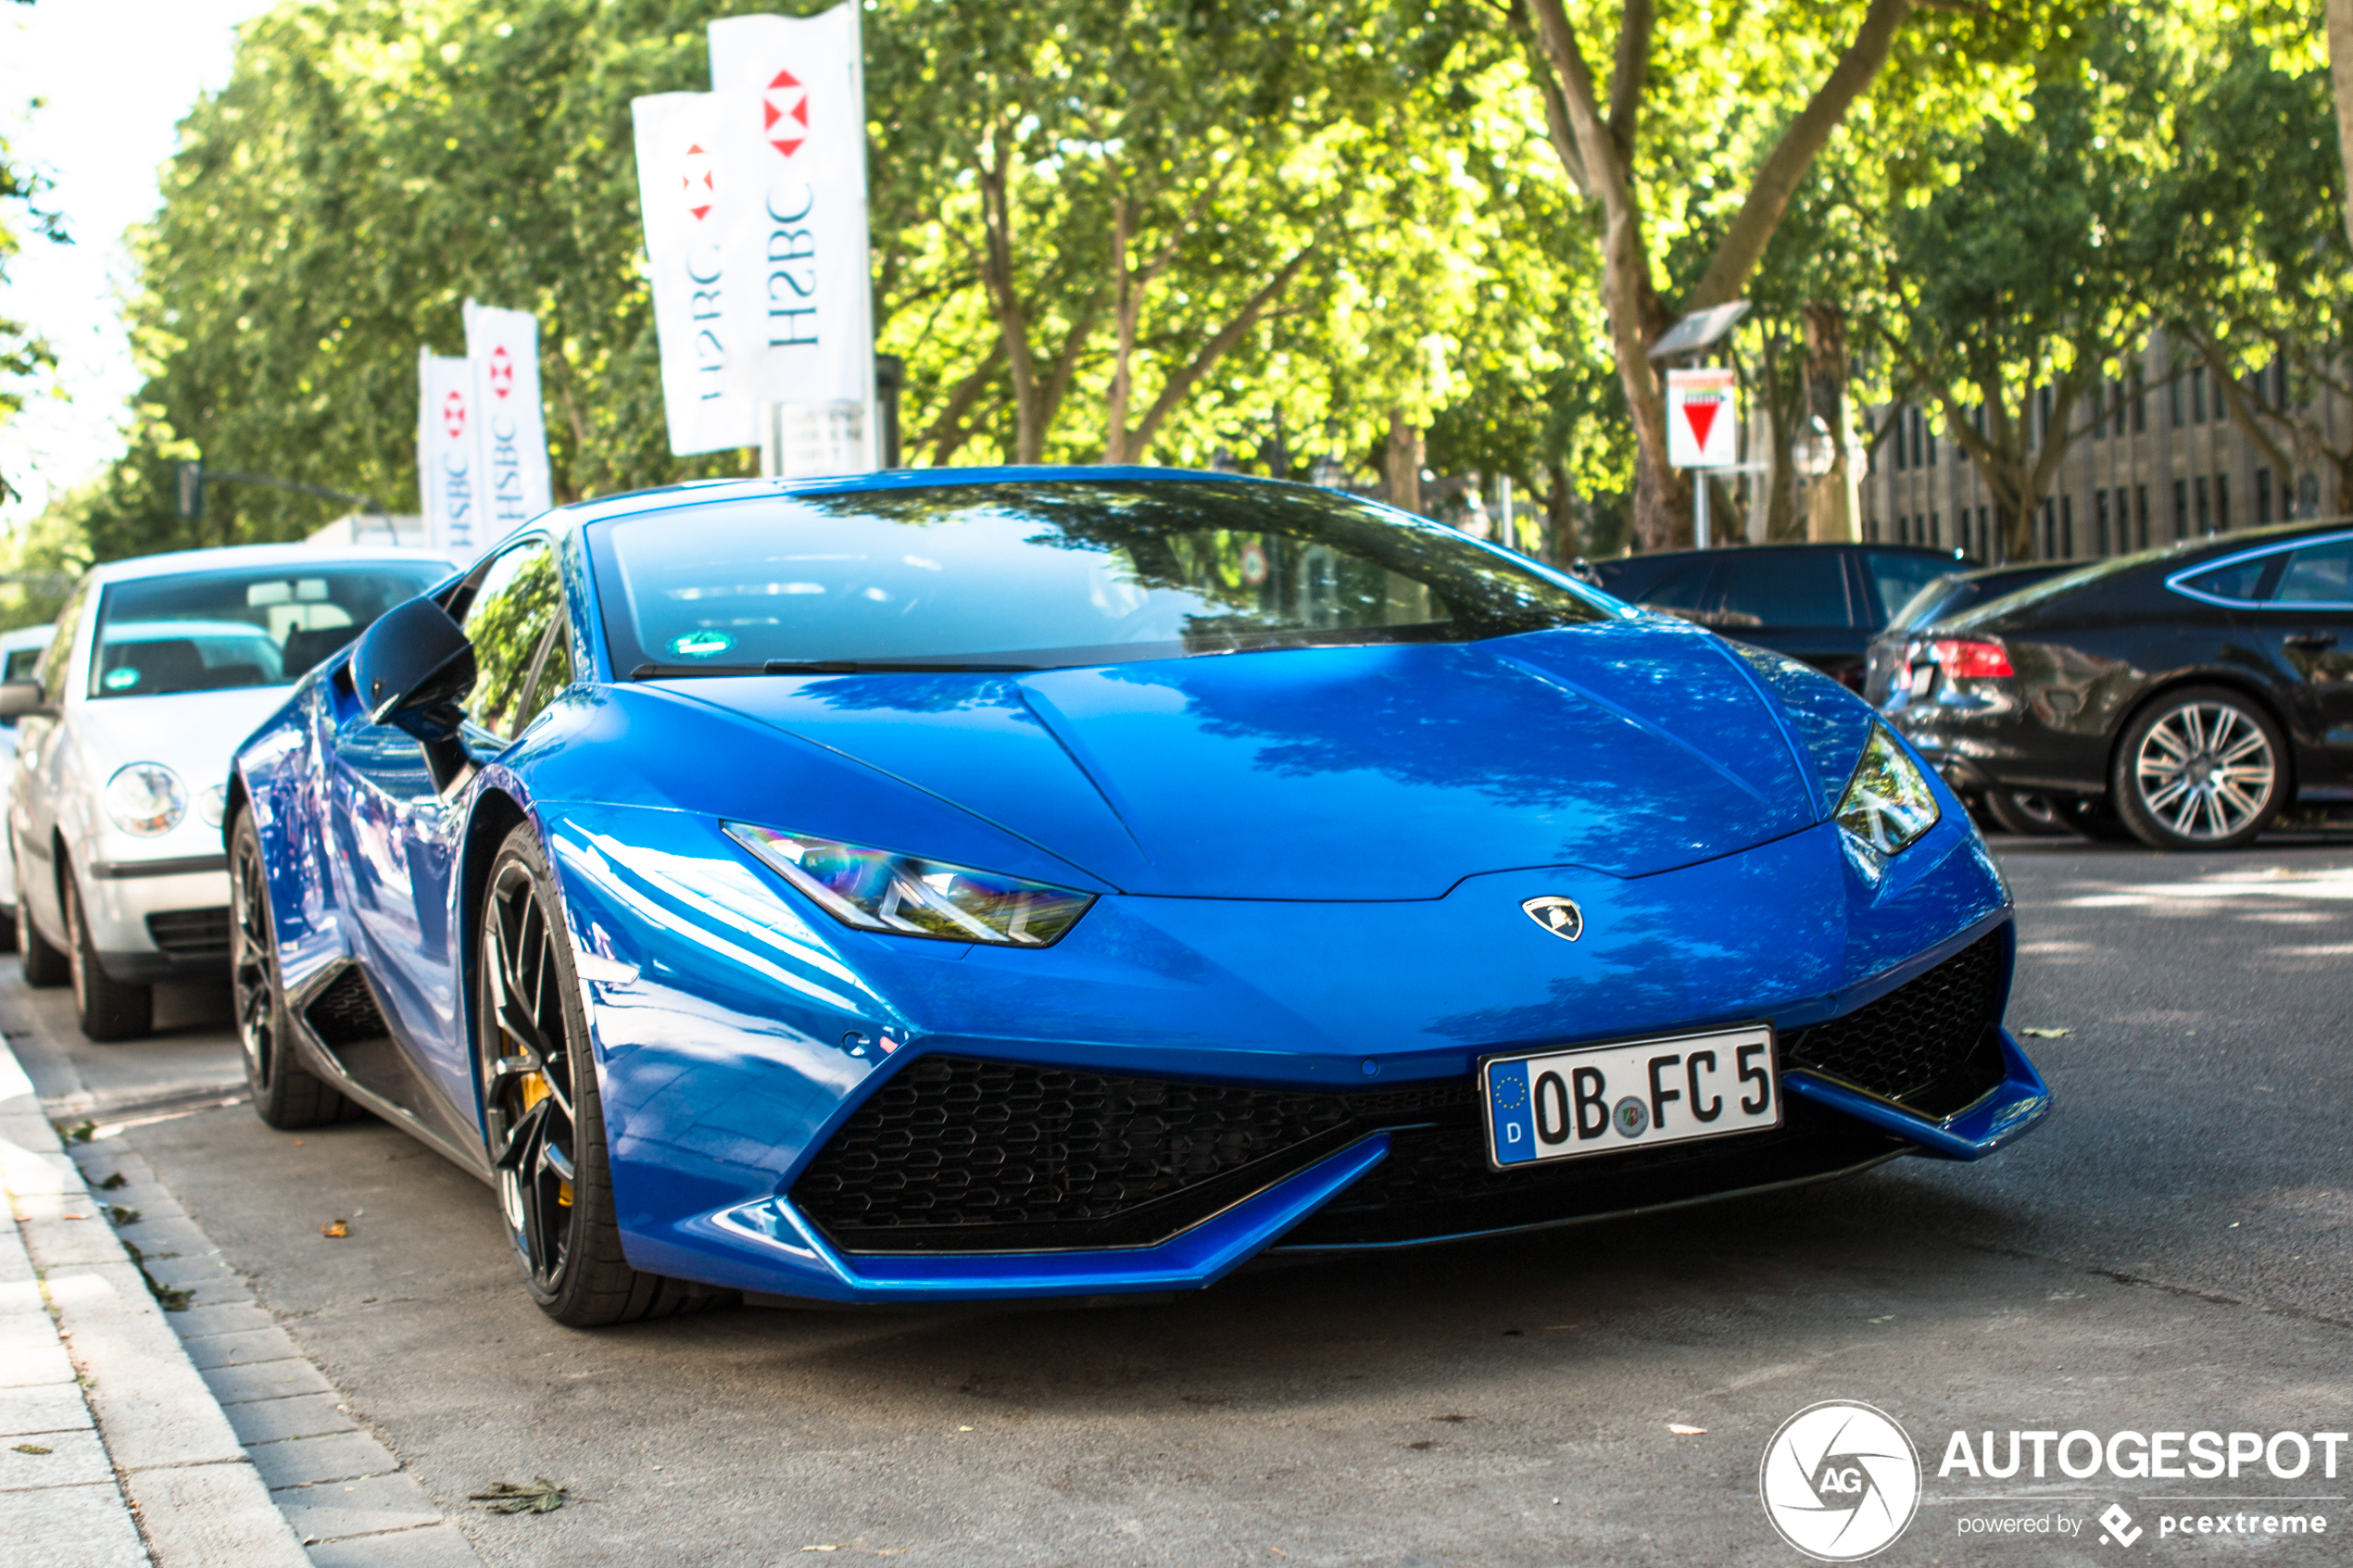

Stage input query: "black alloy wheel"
[
  {"left": 478, "top": 822, "right": 724, "bottom": 1326},
  {"left": 2112, "top": 686, "right": 2286, "bottom": 852},
  {"left": 1982, "top": 789, "right": 2067, "bottom": 836},
  {"left": 62, "top": 866, "right": 151, "bottom": 1042},
  {"left": 230, "top": 810, "right": 351, "bottom": 1128},
  {"left": 19, "top": 881, "right": 67, "bottom": 986}
]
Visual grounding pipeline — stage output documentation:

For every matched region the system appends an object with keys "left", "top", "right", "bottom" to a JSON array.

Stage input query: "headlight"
[
  {"left": 105, "top": 762, "right": 188, "bottom": 836},
  {"left": 725, "top": 822, "right": 1096, "bottom": 947},
  {"left": 197, "top": 784, "right": 228, "bottom": 829},
  {"left": 1833, "top": 726, "right": 1941, "bottom": 856}
]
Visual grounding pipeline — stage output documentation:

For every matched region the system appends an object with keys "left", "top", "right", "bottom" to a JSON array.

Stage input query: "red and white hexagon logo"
[
  {"left": 441, "top": 389, "right": 467, "bottom": 442},
  {"left": 762, "top": 69, "right": 809, "bottom": 158},
  {"left": 680, "top": 141, "right": 716, "bottom": 221},
  {"left": 486, "top": 345, "right": 516, "bottom": 401}
]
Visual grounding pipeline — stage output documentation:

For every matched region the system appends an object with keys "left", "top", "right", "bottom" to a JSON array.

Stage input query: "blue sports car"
[{"left": 226, "top": 470, "right": 2052, "bottom": 1325}]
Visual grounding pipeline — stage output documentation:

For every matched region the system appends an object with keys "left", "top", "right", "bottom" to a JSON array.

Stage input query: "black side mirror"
[
  {"left": 351, "top": 596, "right": 475, "bottom": 743},
  {"left": 0, "top": 680, "right": 48, "bottom": 721}
]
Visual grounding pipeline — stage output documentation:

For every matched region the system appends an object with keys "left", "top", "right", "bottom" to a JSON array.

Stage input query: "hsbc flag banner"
[
  {"left": 633, "top": 91, "right": 763, "bottom": 456},
  {"left": 1667, "top": 367, "right": 1739, "bottom": 469},
  {"left": 417, "top": 352, "right": 480, "bottom": 558},
  {"left": 463, "top": 300, "right": 554, "bottom": 539},
  {"left": 708, "top": 5, "right": 876, "bottom": 474}
]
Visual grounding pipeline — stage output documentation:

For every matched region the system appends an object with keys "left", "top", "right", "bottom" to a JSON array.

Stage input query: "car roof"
[
  {"left": 77, "top": 543, "right": 455, "bottom": 588},
  {"left": 1599, "top": 542, "right": 1961, "bottom": 567},
  {"left": 546, "top": 466, "right": 1302, "bottom": 531},
  {"left": 0, "top": 624, "right": 55, "bottom": 651}
]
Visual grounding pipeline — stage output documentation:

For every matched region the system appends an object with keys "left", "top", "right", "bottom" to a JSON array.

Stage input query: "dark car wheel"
[
  {"left": 1982, "top": 789, "right": 2067, "bottom": 836},
  {"left": 2112, "top": 687, "right": 2286, "bottom": 852},
  {"left": 479, "top": 823, "right": 729, "bottom": 1327},
  {"left": 2059, "top": 795, "right": 2139, "bottom": 844},
  {"left": 62, "top": 867, "right": 151, "bottom": 1042},
  {"left": 232, "top": 810, "right": 354, "bottom": 1128},
  {"left": 19, "top": 884, "right": 67, "bottom": 986}
]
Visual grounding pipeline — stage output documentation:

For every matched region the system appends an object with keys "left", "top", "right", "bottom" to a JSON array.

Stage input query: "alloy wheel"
[
  {"left": 481, "top": 858, "right": 579, "bottom": 1295},
  {"left": 231, "top": 838, "right": 276, "bottom": 1084},
  {"left": 2133, "top": 701, "right": 2277, "bottom": 842}
]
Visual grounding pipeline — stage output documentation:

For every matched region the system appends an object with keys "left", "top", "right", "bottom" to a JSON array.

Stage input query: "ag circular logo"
[{"left": 1758, "top": 1400, "right": 1920, "bottom": 1562}]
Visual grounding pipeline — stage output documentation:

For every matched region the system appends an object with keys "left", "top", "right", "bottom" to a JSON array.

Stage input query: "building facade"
[{"left": 1861, "top": 335, "right": 2346, "bottom": 564}]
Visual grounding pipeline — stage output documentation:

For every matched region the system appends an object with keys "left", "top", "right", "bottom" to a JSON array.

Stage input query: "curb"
[{"left": 2, "top": 1040, "right": 312, "bottom": 1568}]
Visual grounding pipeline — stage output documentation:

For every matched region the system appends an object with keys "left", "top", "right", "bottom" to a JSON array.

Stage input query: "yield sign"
[
  {"left": 1680, "top": 398, "right": 1719, "bottom": 453},
  {"left": 1667, "top": 368, "right": 1738, "bottom": 468}
]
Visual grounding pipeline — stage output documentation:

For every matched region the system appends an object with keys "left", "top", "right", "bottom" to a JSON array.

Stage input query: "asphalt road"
[{"left": 12, "top": 834, "right": 2351, "bottom": 1567}]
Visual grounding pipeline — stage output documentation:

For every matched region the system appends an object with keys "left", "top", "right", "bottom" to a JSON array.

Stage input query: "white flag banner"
[
  {"left": 709, "top": 6, "right": 875, "bottom": 472},
  {"left": 632, "top": 90, "right": 763, "bottom": 456},
  {"left": 416, "top": 351, "right": 482, "bottom": 559},
  {"left": 462, "top": 300, "right": 554, "bottom": 535}
]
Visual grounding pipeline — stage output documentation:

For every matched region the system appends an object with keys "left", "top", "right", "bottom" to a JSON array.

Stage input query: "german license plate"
[{"left": 1481, "top": 1025, "right": 1780, "bottom": 1169}]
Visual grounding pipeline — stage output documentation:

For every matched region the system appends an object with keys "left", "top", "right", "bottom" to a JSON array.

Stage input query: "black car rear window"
[
  {"left": 592, "top": 480, "right": 1614, "bottom": 673},
  {"left": 1717, "top": 552, "right": 1851, "bottom": 628}
]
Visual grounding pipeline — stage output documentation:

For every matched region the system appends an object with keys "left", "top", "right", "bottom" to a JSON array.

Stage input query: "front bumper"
[
  {"left": 83, "top": 859, "right": 232, "bottom": 982},
  {"left": 544, "top": 790, "right": 2045, "bottom": 1306}
]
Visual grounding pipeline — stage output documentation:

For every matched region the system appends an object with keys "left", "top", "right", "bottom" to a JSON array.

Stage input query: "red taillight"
[{"left": 1931, "top": 638, "right": 2013, "bottom": 679}]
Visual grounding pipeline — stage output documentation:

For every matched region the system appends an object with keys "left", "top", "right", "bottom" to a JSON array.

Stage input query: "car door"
[
  {"left": 1708, "top": 549, "right": 1860, "bottom": 684},
  {"left": 326, "top": 535, "right": 571, "bottom": 1125},
  {"left": 9, "top": 582, "right": 90, "bottom": 943},
  {"left": 2246, "top": 533, "right": 2353, "bottom": 788}
]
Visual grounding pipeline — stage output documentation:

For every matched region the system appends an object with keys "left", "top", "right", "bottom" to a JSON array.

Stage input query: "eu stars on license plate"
[{"left": 1481, "top": 1025, "right": 1779, "bottom": 1169}]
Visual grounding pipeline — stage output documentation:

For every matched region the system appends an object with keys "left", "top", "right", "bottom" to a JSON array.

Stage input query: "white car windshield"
[{"left": 89, "top": 563, "right": 446, "bottom": 699}]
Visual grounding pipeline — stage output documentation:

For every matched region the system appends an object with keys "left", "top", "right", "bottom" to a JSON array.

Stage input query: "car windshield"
[
  {"left": 592, "top": 480, "right": 1612, "bottom": 673},
  {"left": 1887, "top": 575, "right": 1967, "bottom": 633},
  {"left": 90, "top": 563, "right": 447, "bottom": 698}
]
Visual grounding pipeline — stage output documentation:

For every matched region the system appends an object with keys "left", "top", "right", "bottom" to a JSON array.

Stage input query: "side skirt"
[{"left": 283, "top": 960, "right": 495, "bottom": 1185}]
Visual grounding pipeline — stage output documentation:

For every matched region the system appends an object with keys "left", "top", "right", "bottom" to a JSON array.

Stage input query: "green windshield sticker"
[
  {"left": 668, "top": 630, "right": 736, "bottom": 659},
  {"left": 103, "top": 667, "right": 140, "bottom": 691}
]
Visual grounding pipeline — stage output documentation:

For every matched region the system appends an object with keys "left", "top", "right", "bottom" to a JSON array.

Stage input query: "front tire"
[
  {"left": 1982, "top": 789, "right": 2067, "bottom": 836},
  {"left": 2112, "top": 686, "right": 2286, "bottom": 852},
  {"left": 479, "top": 822, "right": 727, "bottom": 1327},
  {"left": 19, "top": 885, "right": 66, "bottom": 986},
  {"left": 63, "top": 869, "right": 151, "bottom": 1041},
  {"left": 231, "top": 810, "right": 353, "bottom": 1128}
]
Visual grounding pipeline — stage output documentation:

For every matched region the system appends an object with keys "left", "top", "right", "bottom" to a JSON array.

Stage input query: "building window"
[
  {"left": 1892, "top": 411, "right": 1906, "bottom": 471},
  {"left": 2091, "top": 381, "right": 2107, "bottom": 440},
  {"left": 2171, "top": 375, "right": 2185, "bottom": 428},
  {"left": 2196, "top": 475, "right": 2211, "bottom": 534},
  {"left": 2060, "top": 495, "right": 2074, "bottom": 558},
  {"left": 1925, "top": 422, "right": 1936, "bottom": 466},
  {"left": 2133, "top": 372, "right": 2147, "bottom": 433},
  {"left": 2173, "top": 478, "right": 2189, "bottom": 540},
  {"left": 2039, "top": 498, "right": 2055, "bottom": 558},
  {"left": 2037, "top": 385, "right": 2053, "bottom": 446},
  {"left": 2271, "top": 359, "right": 2288, "bottom": 408},
  {"left": 2135, "top": 483, "right": 2149, "bottom": 549},
  {"left": 2215, "top": 472, "right": 2230, "bottom": 532},
  {"left": 2191, "top": 365, "right": 2208, "bottom": 424},
  {"left": 2257, "top": 467, "right": 2273, "bottom": 523},
  {"left": 1908, "top": 408, "right": 1923, "bottom": 469},
  {"left": 2112, "top": 378, "right": 2128, "bottom": 437},
  {"left": 1930, "top": 510, "right": 1941, "bottom": 547},
  {"left": 2096, "top": 489, "right": 2111, "bottom": 554},
  {"left": 1976, "top": 505, "right": 1989, "bottom": 561}
]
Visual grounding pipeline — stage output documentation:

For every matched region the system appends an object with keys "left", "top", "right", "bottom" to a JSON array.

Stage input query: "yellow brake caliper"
[{"left": 512, "top": 1065, "right": 572, "bottom": 1207}]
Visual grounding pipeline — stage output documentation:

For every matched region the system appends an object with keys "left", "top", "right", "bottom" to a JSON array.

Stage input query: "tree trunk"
[
  {"left": 1543, "top": 459, "right": 1579, "bottom": 562},
  {"left": 1387, "top": 410, "right": 1423, "bottom": 514},
  {"left": 2329, "top": 0, "right": 2353, "bottom": 252},
  {"left": 1801, "top": 304, "right": 1857, "bottom": 542}
]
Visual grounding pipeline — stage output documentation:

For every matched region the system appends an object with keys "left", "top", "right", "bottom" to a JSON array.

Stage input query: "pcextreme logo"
[{"left": 1760, "top": 1401, "right": 1922, "bottom": 1562}]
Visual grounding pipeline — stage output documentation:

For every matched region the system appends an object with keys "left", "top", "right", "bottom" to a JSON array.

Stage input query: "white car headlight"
[
  {"left": 197, "top": 784, "right": 228, "bottom": 829},
  {"left": 105, "top": 762, "right": 188, "bottom": 836},
  {"left": 1833, "top": 726, "right": 1941, "bottom": 856}
]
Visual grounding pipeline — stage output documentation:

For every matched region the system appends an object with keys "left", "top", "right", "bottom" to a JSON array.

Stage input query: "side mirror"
[
  {"left": 0, "top": 681, "right": 48, "bottom": 721},
  {"left": 351, "top": 596, "right": 475, "bottom": 743}
]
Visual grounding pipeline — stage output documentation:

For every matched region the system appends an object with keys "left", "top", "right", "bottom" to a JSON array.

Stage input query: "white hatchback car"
[
  {"left": 0, "top": 623, "right": 57, "bottom": 944},
  {"left": 2, "top": 545, "right": 453, "bottom": 1038}
]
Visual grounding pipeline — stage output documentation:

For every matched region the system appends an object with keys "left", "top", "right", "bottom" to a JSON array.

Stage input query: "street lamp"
[{"left": 1794, "top": 415, "right": 1838, "bottom": 481}]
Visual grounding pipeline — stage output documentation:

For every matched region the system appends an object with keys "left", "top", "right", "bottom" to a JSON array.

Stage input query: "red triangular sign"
[{"left": 1680, "top": 399, "right": 1719, "bottom": 453}]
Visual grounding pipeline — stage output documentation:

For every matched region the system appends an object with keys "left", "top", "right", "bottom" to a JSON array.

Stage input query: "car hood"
[{"left": 688, "top": 619, "right": 1822, "bottom": 900}]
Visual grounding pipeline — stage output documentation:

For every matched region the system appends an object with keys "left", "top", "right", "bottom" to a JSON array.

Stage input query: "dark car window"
[
  {"left": 1632, "top": 560, "right": 1717, "bottom": 611},
  {"left": 592, "top": 481, "right": 1611, "bottom": 673},
  {"left": 1888, "top": 575, "right": 1967, "bottom": 633},
  {"left": 2272, "top": 540, "right": 2353, "bottom": 605},
  {"left": 2182, "top": 557, "right": 2278, "bottom": 604},
  {"left": 1862, "top": 551, "right": 1955, "bottom": 628},
  {"left": 459, "top": 539, "right": 565, "bottom": 738},
  {"left": 1716, "top": 552, "right": 1850, "bottom": 628},
  {"left": 89, "top": 563, "right": 446, "bottom": 699}
]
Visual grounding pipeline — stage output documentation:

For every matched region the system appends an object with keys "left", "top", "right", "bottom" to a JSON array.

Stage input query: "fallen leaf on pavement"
[
  {"left": 1405, "top": 1439, "right": 1437, "bottom": 1450},
  {"left": 1668, "top": 1424, "right": 1707, "bottom": 1436},
  {"left": 12, "top": 1443, "right": 51, "bottom": 1455},
  {"left": 471, "top": 1477, "right": 583, "bottom": 1514},
  {"left": 321, "top": 1220, "right": 348, "bottom": 1238},
  {"left": 98, "top": 1173, "right": 127, "bottom": 1190},
  {"left": 63, "top": 1120, "right": 94, "bottom": 1143},
  {"left": 105, "top": 1205, "right": 141, "bottom": 1225},
  {"left": 2020, "top": 1027, "right": 2072, "bottom": 1039},
  {"left": 1431, "top": 1413, "right": 1470, "bottom": 1423}
]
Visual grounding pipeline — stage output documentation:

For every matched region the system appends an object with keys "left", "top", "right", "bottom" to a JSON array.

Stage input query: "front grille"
[
  {"left": 302, "top": 966, "right": 391, "bottom": 1048},
  {"left": 145, "top": 907, "right": 230, "bottom": 960},
  {"left": 793, "top": 931, "right": 2008, "bottom": 1255},
  {"left": 1781, "top": 930, "right": 2007, "bottom": 1113},
  {"left": 791, "top": 1057, "right": 1470, "bottom": 1253}
]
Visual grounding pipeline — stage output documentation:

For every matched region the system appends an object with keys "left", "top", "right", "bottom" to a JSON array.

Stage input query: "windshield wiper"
[
  {"left": 628, "top": 662, "right": 764, "bottom": 680},
  {"left": 759, "top": 659, "right": 1041, "bottom": 674}
]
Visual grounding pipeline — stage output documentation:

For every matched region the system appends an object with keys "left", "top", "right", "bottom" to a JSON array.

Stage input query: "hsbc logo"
[
  {"left": 762, "top": 69, "right": 810, "bottom": 157},
  {"left": 440, "top": 389, "right": 467, "bottom": 441},
  {"left": 681, "top": 141, "right": 715, "bottom": 221},
  {"left": 486, "top": 345, "right": 515, "bottom": 401}
]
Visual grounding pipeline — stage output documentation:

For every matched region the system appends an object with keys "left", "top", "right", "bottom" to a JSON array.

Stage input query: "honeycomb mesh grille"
[
  {"left": 1781, "top": 931, "right": 2006, "bottom": 1105},
  {"left": 145, "top": 907, "right": 230, "bottom": 960},
  {"left": 302, "top": 966, "right": 391, "bottom": 1048}
]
